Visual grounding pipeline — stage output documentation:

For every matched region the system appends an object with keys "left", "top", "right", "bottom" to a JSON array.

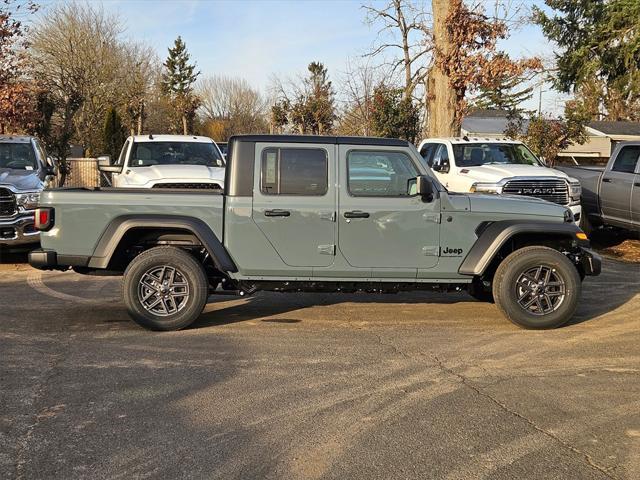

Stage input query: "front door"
[
  {"left": 252, "top": 143, "right": 336, "bottom": 267},
  {"left": 600, "top": 145, "right": 640, "bottom": 224},
  {"left": 337, "top": 145, "right": 440, "bottom": 278}
]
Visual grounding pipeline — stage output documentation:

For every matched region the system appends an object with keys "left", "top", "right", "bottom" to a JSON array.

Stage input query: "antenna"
[{"left": 149, "top": 134, "right": 154, "bottom": 140}]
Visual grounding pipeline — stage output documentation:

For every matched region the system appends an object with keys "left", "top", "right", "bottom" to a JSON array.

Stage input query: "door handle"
[
  {"left": 344, "top": 210, "right": 370, "bottom": 219},
  {"left": 635, "top": 182, "right": 640, "bottom": 187},
  {"left": 602, "top": 178, "right": 612, "bottom": 183},
  {"left": 264, "top": 209, "right": 291, "bottom": 217}
]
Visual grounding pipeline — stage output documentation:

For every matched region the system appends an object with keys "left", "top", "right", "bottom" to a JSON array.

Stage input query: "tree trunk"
[
  {"left": 182, "top": 114, "right": 188, "bottom": 135},
  {"left": 427, "top": 0, "right": 457, "bottom": 137},
  {"left": 137, "top": 103, "right": 144, "bottom": 135}
]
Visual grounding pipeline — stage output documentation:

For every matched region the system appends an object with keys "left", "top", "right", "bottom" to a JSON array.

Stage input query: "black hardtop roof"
[
  {"left": 229, "top": 134, "right": 410, "bottom": 147},
  {"left": 0, "top": 135, "right": 34, "bottom": 144}
]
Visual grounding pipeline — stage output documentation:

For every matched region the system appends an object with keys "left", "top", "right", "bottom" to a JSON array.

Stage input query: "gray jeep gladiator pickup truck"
[
  {"left": 29, "top": 135, "right": 601, "bottom": 331},
  {"left": 558, "top": 141, "right": 640, "bottom": 233},
  {"left": 1, "top": 136, "right": 56, "bottom": 248}
]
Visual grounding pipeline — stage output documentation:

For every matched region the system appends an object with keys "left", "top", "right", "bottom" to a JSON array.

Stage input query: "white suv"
[
  {"left": 101, "top": 135, "right": 225, "bottom": 190},
  {"left": 417, "top": 137, "right": 582, "bottom": 223}
]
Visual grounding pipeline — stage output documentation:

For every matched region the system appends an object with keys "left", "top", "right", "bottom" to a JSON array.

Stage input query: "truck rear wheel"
[
  {"left": 123, "top": 246, "right": 208, "bottom": 331},
  {"left": 492, "top": 246, "right": 581, "bottom": 329}
]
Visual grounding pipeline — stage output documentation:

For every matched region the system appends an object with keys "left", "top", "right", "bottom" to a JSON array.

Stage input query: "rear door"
[
  {"left": 337, "top": 145, "right": 440, "bottom": 278},
  {"left": 252, "top": 143, "right": 336, "bottom": 267},
  {"left": 600, "top": 145, "right": 640, "bottom": 224}
]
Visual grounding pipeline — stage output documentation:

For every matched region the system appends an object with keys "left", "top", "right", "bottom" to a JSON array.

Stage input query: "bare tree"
[
  {"left": 30, "top": 2, "right": 126, "bottom": 156},
  {"left": 363, "top": 0, "right": 431, "bottom": 100},
  {"left": 120, "top": 43, "right": 158, "bottom": 136},
  {"left": 197, "top": 74, "right": 268, "bottom": 140},
  {"left": 336, "top": 58, "right": 383, "bottom": 136}
]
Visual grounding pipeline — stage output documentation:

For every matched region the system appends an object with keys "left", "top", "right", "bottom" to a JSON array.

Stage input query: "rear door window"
[{"left": 260, "top": 148, "right": 328, "bottom": 195}]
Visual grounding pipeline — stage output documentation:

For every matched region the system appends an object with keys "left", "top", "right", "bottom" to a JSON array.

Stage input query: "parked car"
[
  {"left": 30, "top": 135, "right": 599, "bottom": 331},
  {"left": 557, "top": 141, "right": 640, "bottom": 233},
  {"left": 417, "top": 137, "right": 583, "bottom": 224},
  {"left": 217, "top": 142, "right": 228, "bottom": 159},
  {"left": 0, "top": 135, "right": 56, "bottom": 248},
  {"left": 99, "top": 135, "right": 225, "bottom": 190}
]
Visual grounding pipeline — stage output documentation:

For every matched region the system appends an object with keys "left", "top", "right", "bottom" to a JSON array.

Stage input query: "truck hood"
[
  {"left": 459, "top": 164, "right": 570, "bottom": 183},
  {"left": 468, "top": 192, "right": 568, "bottom": 218},
  {"left": 0, "top": 168, "right": 43, "bottom": 191},
  {"left": 124, "top": 165, "right": 225, "bottom": 186}
]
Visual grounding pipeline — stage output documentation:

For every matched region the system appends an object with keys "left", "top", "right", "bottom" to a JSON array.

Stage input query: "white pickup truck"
[
  {"left": 99, "top": 135, "right": 226, "bottom": 190},
  {"left": 417, "top": 137, "right": 582, "bottom": 223}
]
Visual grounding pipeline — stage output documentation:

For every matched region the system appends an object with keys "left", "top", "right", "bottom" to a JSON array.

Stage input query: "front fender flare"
[
  {"left": 458, "top": 220, "right": 586, "bottom": 276},
  {"left": 87, "top": 214, "right": 237, "bottom": 272}
]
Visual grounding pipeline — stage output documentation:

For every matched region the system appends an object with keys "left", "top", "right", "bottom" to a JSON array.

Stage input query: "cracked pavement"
[{"left": 1, "top": 257, "right": 639, "bottom": 479}]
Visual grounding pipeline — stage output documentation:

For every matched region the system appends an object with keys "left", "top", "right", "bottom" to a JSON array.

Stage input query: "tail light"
[{"left": 35, "top": 207, "right": 54, "bottom": 231}]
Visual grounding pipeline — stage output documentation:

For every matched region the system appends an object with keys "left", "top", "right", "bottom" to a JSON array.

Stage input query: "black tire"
[
  {"left": 123, "top": 246, "right": 209, "bottom": 331},
  {"left": 468, "top": 278, "right": 494, "bottom": 303},
  {"left": 492, "top": 246, "right": 581, "bottom": 329}
]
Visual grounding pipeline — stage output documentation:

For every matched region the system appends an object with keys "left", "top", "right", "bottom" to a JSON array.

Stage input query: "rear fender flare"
[
  {"left": 87, "top": 214, "right": 237, "bottom": 272},
  {"left": 459, "top": 220, "right": 585, "bottom": 276}
]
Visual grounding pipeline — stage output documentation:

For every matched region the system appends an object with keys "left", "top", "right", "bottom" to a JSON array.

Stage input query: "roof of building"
[
  {"left": 461, "top": 116, "right": 528, "bottom": 135},
  {"left": 466, "top": 108, "right": 511, "bottom": 118},
  {"left": 587, "top": 121, "right": 640, "bottom": 136}
]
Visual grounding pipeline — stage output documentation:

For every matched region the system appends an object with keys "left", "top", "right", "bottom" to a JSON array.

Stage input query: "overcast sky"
[{"left": 36, "top": 0, "right": 568, "bottom": 114}]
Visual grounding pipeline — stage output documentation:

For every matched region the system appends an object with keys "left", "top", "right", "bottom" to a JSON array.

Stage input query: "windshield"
[
  {"left": 129, "top": 142, "right": 225, "bottom": 168},
  {"left": 0, "top": 142, "right": 38, "bottom": 170},
  {"left": 452, "top": 143, "right": 542, "bottom": 167}
]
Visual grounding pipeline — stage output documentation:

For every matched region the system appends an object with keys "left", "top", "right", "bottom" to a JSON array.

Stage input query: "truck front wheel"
[
  {"left": 123, "top": 246, "right": 209, "bottom": 331},
  {"left": 492, "top": 246, "right": 581, "bottom": 329}
]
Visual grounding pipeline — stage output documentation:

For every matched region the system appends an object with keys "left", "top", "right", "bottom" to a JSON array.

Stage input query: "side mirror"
[
  {"left": 433, "top": 159, "right": 450, "bottom": 174},
  {"left": 408, "top": 175, "right": 435, "bottom": 202},
  {"left": 97, "top": 155, "right": 111, "bottom": 167}
]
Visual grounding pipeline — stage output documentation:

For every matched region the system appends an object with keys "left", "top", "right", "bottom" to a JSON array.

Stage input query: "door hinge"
[
  {"left": 318, "top": 244, "right": 336, "bottom": 255},
  {"left": 422, "top": 246, "right": 439, "bottom": 256},
  {"left": 423, "top": 212, "right": 441, "bottom": 223}
]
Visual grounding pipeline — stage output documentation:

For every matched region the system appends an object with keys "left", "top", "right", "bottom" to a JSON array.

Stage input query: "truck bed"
[{"left": 39, "top": 188, "right": 224, "bottom": 257}]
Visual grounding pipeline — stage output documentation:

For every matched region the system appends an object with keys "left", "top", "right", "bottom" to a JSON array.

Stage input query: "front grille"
[
  {"left": 152, "top": 183, "right": 222, "bottom": 190},
  {"left": 503, "top": 179, "right": 569, "bottom": 205},
  {"left": 0, "top": 188, "right": 17, "bottom": 217}
]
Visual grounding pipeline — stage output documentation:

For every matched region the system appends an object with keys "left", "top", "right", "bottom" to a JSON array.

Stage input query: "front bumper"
[
  {"left": 0, "top": 213, "right": 39, "bottom": 246},
  {"left": 579, "top": 248, "right": 602, "bottom": 276},
  {"left": 569, "top": 204, "right": 582, "bottom": 225}
]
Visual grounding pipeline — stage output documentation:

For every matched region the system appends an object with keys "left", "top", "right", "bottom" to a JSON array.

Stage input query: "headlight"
[
  {"left": 15, "top": 192, "right": 41, "bottom": 210},
  {"left": 470, "top": 182, "right": 502, "bottom": 194},
  {"left": 569, "top": 179, "right": 581, "bottom": 199}
]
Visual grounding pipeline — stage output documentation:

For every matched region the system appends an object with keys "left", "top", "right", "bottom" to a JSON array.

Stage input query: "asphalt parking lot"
[{"left": 1, "top": 257, "right": 639, "bottom": 479}]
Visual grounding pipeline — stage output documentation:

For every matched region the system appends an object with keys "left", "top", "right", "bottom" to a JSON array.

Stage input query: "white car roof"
[
  {"left": 420, "top": 137, "right": 522, "bottom": 145},
  {"left": 131, "top": 135, "right": 214, "bottom": 143}
]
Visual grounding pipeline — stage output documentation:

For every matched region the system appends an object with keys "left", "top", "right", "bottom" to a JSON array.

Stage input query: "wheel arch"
[
  {"left": 87, "top": 214, "right": 237, "bottom": 273},
  {"left": 459, "top": 220, "right": 586, "bottom": 277}
]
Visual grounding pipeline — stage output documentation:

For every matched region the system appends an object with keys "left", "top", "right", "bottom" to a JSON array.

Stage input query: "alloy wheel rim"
[
  {"left": 515, "top": 265, "right": 566, "bottom": 316},
  {"left": 138, "top": 266, "right": 190, "bottom": 317}
]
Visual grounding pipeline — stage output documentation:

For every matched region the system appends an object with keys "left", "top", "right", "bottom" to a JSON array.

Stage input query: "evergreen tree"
[
  {"left": 102, "top": 107, "right": 126, "bottom": 160},
  {"left": 534, "top": 0, "right": 640, "bottom": 120},
  {"left": 370, "top": 85, "right": 420, "bottom": 143},
  {"left": 161, "top": 36, "right": 200, "bottom": 134},
  {"left": 472, "top": 71, "right": 535, "bottom": 114}
]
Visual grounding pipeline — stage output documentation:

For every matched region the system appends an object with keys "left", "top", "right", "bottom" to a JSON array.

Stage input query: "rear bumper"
[
  {"left": 0, "top": 213, "right": 39, "bottom": 246},
  {"left": 579, "top": 248, "right": 602, "bottom": 276},
  {"left": 28, "top": 249, "right": 90, "bottom": 271}
]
